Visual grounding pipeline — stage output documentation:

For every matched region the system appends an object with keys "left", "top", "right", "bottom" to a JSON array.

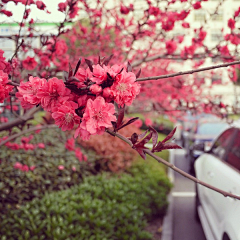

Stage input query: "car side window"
[
  {"left": 211, "top": 128, "right": 235, "bottom": 160},
  {"left": 225, "top": 130, "right": 240, "bottom": 171}
]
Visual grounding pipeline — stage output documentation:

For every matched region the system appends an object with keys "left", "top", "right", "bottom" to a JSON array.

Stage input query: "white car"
[{"left": 194, "top": 126, "right": 240, "bottom": 240}]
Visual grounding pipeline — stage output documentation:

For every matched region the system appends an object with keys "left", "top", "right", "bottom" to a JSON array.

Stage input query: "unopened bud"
[{"left": 90, "top": 84, "right": 102, "bottom": 95}]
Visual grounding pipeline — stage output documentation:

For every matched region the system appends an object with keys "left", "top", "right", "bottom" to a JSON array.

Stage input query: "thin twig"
[
  {"left": 136, "top": 59, "right": 240, "bottom": 82},
  {"left": 106, "top": 129, "right": 240, "bottom": 200}
]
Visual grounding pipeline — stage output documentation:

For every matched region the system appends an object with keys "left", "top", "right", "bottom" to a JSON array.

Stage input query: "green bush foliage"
[
  {"left": 0, "top": 162, "right": 172, "bottom": 240},
  {"left": 0, "top": 128, "right": 97, "bottom": 211}
]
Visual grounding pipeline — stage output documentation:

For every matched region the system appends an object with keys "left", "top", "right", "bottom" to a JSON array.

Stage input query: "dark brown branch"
[
  {"left": 136, "top": 59, "right": 240, "bottom": 82},
  {"left": 0, "top": 106, "right": 41, "bottom": 132}
]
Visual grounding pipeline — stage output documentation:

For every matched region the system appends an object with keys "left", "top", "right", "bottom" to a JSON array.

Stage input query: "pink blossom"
[
  {"left": 0, "top": 9, "right": 12, "bottom": 17},
  {"left": 149, "top": 6, "right": 160, "bottom": 16},
  {"left": 219, "top": 45, "right": 230, "bottom": 56},
  {"left": 65, "top": 138, "right": 75, "bottom": 151},
  {"left": 110, "top": 70, "right": 141, "bottom": 107},
  {"left": 69, "top": 4, "right": 79, "bottom": 18},
  {"left": 75, "top": 68, "right": 92, "bottom": 88},
  {"left": 0, "top": 117, "right": 8, "bottom": 122},
  {"left": 166, "top": 40, "right": 177, "bottom": 54},
  {"left": 90, "top": 84, "right": 102, "bottom": 95},
  {"left": 75, "top": 148, "right": 83, "bottom": 161},
  {"left": 74, "top": 125, "right": 91, "bottom": 140},
  {"left": 21, "top": 135, "right": 33, "bottom": 144},
  {"left": 30, "top": 166, "right": 36, "bottom": 171},
  {"left": 38, "top": 143, "right": 45, "bottom": 149},
  {"left": 72, "top": 166, "right": 76, "bottom": 171},
  {"left": 80, "top": 96, "right": 116, "bottom": 135},
  {"left": 120, "top": 5, "right": 130, "bottom": 15},
  {"left": 55, "top": 39, "right": 68, "bottom": 56},
  {"left": 182, "top": 22, "right": 190, "bottom": 28},
  {"left": 52, "top": 101, "right": 80, "bottom": 131},
  {"left": 23, "top": 144, "right": 35, "bottom": 151},
  {"left": 14, "top": 162, "right": 23, "bottom": 170},
  {"left": 0, "top": 70, "right": 9, "bottom": 85},
  {"left": 21, "top": 165, "right": 29, "bottom": 172},
  {"left": 37, "top": 77, "right": 72, "bottom": 112},
  {"left": 36, "top": 1, "right": 46, "bottom": 10},
  {"left": 83, "top": 155, "right": 87, "bottom": 162},
  {"left": 40, "top": 55, "right": 50, "bottom": 67},
  {"left": 0, "top": 70, "right": 13, "bottom": 102},
  {"left": 177, "top": 10, "right": 190, "bottom": 20},
  {"left": 133, "top": 119, "right": 142, "bottom": 128},
  {"left": 58, "top": 2, "right": 67, "bottom": 12},
  {"left": 91, "top": 64, "right": 107, "bottom": 84},
  {"left": 228, "top": 18, "right": 235, "bottom": 30},
  {"left": 193, "top": 2, "right": 201, "bottom": 9},
  {"left": 22, "top": 56, "right": 38, "bottom": 70},
  {"left": 58, "top": 165, "right": 64, "bottom": 170},
  {"left": 145, "top": 118, "right": 153, "bottom": 126},
  {"left": 16, "top": 76, "right": 47, "bottom": 108}
]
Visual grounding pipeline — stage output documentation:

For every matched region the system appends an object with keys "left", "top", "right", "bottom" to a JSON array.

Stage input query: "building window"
[
  {"left": 211, "top": 29, "right": 223, "bottom": 42},
  {"left": 194, "top": 10, "right": 206, "bottom": 21},
  {"left": 212, "top": 11, "right": 223, "bottom": 21}
]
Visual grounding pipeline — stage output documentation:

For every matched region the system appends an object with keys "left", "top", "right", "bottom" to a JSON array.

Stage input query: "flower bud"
[{"left": 90, "top": 84, "right": 102, "bottom": 95}]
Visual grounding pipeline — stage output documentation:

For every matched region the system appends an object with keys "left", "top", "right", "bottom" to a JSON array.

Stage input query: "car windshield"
[{"left": 197, "top": 122, "right": 228, "bottom": 135}]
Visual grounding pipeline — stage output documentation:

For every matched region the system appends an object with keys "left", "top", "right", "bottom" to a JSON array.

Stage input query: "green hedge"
[
  {"left": 0, "top": 128, "right": 97, "bottom": 211},
  {"left": 0, "top": 162, "right": 172, "bottom": 240}
]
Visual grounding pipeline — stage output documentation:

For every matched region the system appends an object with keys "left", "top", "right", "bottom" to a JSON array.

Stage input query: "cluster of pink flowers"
[
  {"left": 2, "top": 134, "right": 45, "bottom": 151},
  {"left": 65, "top": 137, "right": 88, "bottom": 161},
  {"left": 0, "top": 70, "right": 14, "bottom": 103},
  {"left": 14, "top": 162, "right": 36, "bottom": 172},
  {"left": 17, "top": 60, "right": 141, "bottom": 140}
]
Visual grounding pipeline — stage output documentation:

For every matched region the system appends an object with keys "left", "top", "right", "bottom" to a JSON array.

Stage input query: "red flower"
[
  {"left": 58, "top": 165, "right": 64, "bottom": 170},
  {"left": 0, "top": 70, "right": 13, "bottom": 102},
  {"left": 38, "top": 143, "right": 45, "bottom": 149},
  {"left": 16, "top": 76, "right": 47, "bottom": 108},
  {"left": 91, "top": 64, "right": 107, "bottom": 84},
  {"left": 228, "top": 18, "right": 235, "bottom": 30},
  {"left": 145, "top": 118, "right": 153, "bottom": 126},
  {"left": 22, "top": 56, "right": 38, "bottom": 70},
  {"left": 58, "top": 2, "right": 67, "bottom": 12},
  {"left": 52, "top": 101, "right": 80, "bottom": 131},
  {"left": 37, "top": 77, "right": 72, "bottom": 112},
  {"left": 166, "top": 40, "right": 177, "bottom": 54},
  {"left": 1, "top": 9, "right": 13, "bottom": 17},
  {"left": 182, "top": 22, "right": 190, "bottom": 28},
  {"left": 193, "top": 2, "right": 201, "bottom": 9},
  {"left": 120, "top": 5, "right": 130, "bottom": 15},
  {"left": 80, "top": 96, "right": 116, "bottom": 135},
  {"left": 110, "top": 70, "right": 141, "bottom": 107},
  {"left": 75, "top": 148, "right": 83, "bottom": 161},
  {"left": 36, "top": 1, "right": 46, "bottom": 10},
  {"left": 149, "top": 6, "right": 160, "bottom": 16},
  {"left": 14, "top": 162, "right": 23, "bottom": 170},
  {"left": 65, "top": 138, "right": 75, "bottom": 151}
]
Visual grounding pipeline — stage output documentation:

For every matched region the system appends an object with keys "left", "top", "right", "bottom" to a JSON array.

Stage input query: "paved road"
[{"left": 171, "top": 149, "right": 206, "bottom": 240}]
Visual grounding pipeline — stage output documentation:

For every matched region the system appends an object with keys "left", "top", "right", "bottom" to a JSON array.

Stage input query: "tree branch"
[
  {"left": 136, "top": 59, "right": 240, "bottom": 82},
  {"left": 0, "top": 106, "right": 41, "bottom": 132},
  {"left": 106, "top": 129, "right": 240, "bottom": 201}
]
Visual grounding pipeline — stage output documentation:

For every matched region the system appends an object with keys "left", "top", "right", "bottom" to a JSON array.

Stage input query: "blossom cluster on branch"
[{"left": 9, "top": 57, "right": 141, "bottom": 140}]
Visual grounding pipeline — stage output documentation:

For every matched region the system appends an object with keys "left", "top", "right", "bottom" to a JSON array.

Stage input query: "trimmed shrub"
[
  {"left": 0, "top": 162, "right": 172, "bottom": 240},
  {"left": 0, "top": 128, "right": 96, "bottom": 211},
  {"left": 78, "top": 125, "right": 141, "bottom": 172}
]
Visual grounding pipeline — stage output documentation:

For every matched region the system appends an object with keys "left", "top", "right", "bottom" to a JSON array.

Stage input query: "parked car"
[
  {"left": 194, "top": 126, "right": 240, "bottom": 240},
  {"left": 187, "top": 120, "right": 229, "bottom": 174},
  {"left": 180, "top": 113, "right": 218, "bottom": 148}
]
